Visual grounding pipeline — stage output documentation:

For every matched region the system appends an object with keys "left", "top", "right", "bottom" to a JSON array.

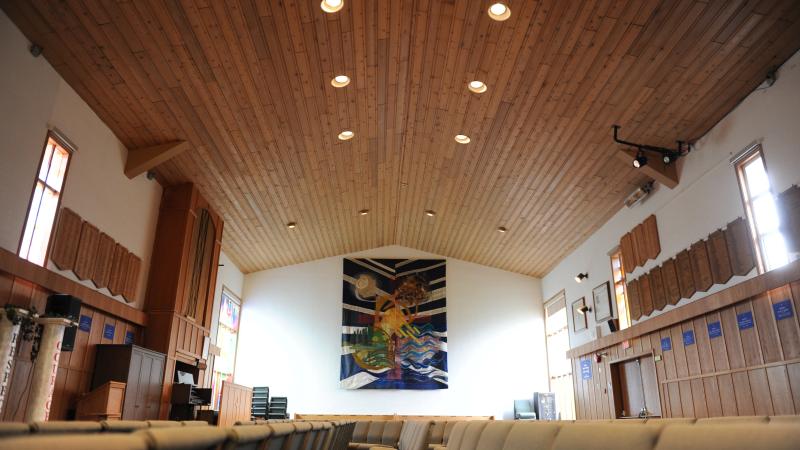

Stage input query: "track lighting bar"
[{"left": 612, "top": 125, "right": 690, "bottom": 167}]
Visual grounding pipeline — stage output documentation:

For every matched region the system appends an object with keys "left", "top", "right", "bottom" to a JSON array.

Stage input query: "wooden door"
[
  {"left": 612, "top": 355, "right": 662, "bottom": 418},
  {"left": 123, "top": 349, "right": 144, "bottom": 420},
  {"left": 144, "top": 353, "right": 165, "bottom": 420}
]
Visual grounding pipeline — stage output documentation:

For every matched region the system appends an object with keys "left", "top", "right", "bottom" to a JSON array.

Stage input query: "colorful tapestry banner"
[{"left": 340, "top": 258, "right": 448, "bottom": 389}]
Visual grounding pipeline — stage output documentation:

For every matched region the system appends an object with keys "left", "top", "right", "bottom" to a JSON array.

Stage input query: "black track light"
[{"left": 633, "top": 151, "right": 648, "bottom": 169}]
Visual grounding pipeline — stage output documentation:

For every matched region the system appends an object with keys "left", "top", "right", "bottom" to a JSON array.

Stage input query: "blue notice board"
[
  {"left": 661, "top": 337, "right": 672, "bottom": 351},
  {"left": 125, "top": 330, "right": 135, "bottom": 345},
  {"left": 580, "top": 359, "right": 592, "bottom": 380},
  {"left": 78, "top": 315, "right": 92, "bottom": 332},
  {"left": 737, "top": 311, "right": 754, "bottom": 330},
  {"left": 103, "top": 323, "right": 115, "bottom": 340},
  {"left": 774, "top": 299, "right": 794, "bottom": 321},
  {"left": 707, "top": 321, "right": 722, "bottom": 339},
  {"left": 683, "top": 330, "right": 695, "bottom": 346}
]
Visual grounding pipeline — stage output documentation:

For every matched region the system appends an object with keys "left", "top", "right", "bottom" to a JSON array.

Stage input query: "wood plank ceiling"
[{"left": 4, "top": 0, "right": 800, "bottom": 276}]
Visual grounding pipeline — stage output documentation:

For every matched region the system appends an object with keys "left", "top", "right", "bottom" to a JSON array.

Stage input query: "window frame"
[
  {"left": 733, "top": 144, "right": 784, "bottom": 273},
  {"left": 543, "top": 290, "right": 576, "bottom": 420},
  {"left": 210, "top": 286, "right": 242, "bottom": 409},
  {"left": 18, "top": 130, "right": 75, "bottom": 266},
  {"left": 609, "top": 249, "right": 630, "bottom": 330}
]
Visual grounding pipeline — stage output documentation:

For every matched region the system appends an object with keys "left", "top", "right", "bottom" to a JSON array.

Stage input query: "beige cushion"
[
  {"left": 457, "top": 421, "right": 489, "bottom": 450},
  {"left": 644, "top": 418, "right": 696, "bottom": 425},
  {"left": 382, "top": 421, "right": 404, "bottom": 446},
  {"left": 429, "top": 422, "right": 446, "bottom": 446},
  {"left": 138, "top": 426, "right": 229, "bottom": 449},
  {"left": 552, "top": 423, "right": 661, "bottom": 450},
  {"left": 444, "top": 421, "right": 469, "bottom": 450},
  {"left": 474, "top": 421, "right": 513, "bottom": 450},
  {"left": 148, "top": 420, "right": 184, "bottom": 428},
  {"left": 268, "top": 423, "right": 297, "bottom": 450},
  {"left": 502, "top": 422, "right": 561, "bottom": 450},
  {"left": 0, "top": 422, "right": 30, "bottom": 436},
  {"left": 366, "top": 421, "right": 387, "bottom": 444},
  {"left": 398, "top": 421, "right": 432, "bottom": 450},
  {"left": 654, "top": 424, "right": 800, "bottom": 450},
  {"left": 695, "top": 416, "right": 769, "bottom": 425},
  {"left": 31, "top": 420, "right": 103, "bottom": 434},
  {"left": 1, "top": 434, "right": 147, "bottom": 450},
  {"left": 227, "top": 425, "right": 273, "bottom": 450},
  {"left": 353, "top": 422, "right": 370, "bottom": 442},
  {"left": 182, "top": 420, "right": 209, "bottom": 426},
  {"left": 442, "top": 422, "right": 457, "bottom": 445},
  {"left": 102, "top": 420, "right": 150, "bottom": 432},
  {"left": 770, "top": 415, "right": 800, "bottom": 425}
]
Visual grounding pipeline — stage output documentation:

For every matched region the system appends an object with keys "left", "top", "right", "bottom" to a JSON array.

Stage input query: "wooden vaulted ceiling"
[{"left": 4, "top": 1, "right": 800, "bottom": 276}]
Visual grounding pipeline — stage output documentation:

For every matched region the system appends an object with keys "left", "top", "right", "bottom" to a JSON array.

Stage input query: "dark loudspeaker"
[
  {"left": 45, "top": 294, "right": 82, "bottom": 321},
  {"left": 62, "top": 326, "right": 77, "bottom": 352},
  {"left": 607, "top": 319, "right": 619, "bottom": 333}
]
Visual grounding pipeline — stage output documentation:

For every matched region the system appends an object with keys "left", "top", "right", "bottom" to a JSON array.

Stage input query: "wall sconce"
[
  {"left": 595, "top": 352, "right": 608, "bottom": 363},
  {"left": 574, "top": 272, "right": 589, "bottom": 283},
  {"left": 577, "top": 304, "right": 592, "bottom": 315}
]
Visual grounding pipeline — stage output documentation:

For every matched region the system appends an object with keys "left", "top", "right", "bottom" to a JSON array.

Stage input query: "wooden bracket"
[
  {"left": 124, "top": 141, "right": 189, "bottom": 179},
  {"left": 617, "top": 147, "right": 679, "bottom": 189}
]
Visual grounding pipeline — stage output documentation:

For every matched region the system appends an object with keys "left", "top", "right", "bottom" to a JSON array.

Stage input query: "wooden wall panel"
[
  {"left": 690, "top": 240, "right": 713, "bottom": 292},
  {"left": 571, "top": 279, "right": 800, "bottom": 419},
  {"left": 726, "top": 217, "right": 756, "bottom": 276},
  {"left": 627, "top": 278, "right": 642, "bottom": 321},
  {"left": 676, "top": 250, "right": 696, "bottom": 300},
  {"left": 92, "top": 232, "right": 115, "bottom": 289},
  {"left": 639, "top": 273, "right": 654, "bottom": 317},
  {"left": 662, "top": 259, "right": 681, "bottom": 306},
  {"left": 650, "top": 266, "right": 667, "bottom": 312},
  {"left": 633, "top": 223, "right": 647, "bottom": 269},
  {"left": 707, "top": 230, "right": 733, "bottom": 285},
  {"left": 108, "top": 245, "right": 130, "bottom": 297},
  {"left": 50, "top": 207, "right": 82, "bottom": 270},
  {"left": 620, "top": 233, "right": 636, "bottom": 275},
  {"left": 643, "top": 215, "right": 661, "bottom": 261},
  {"left": 123, "top": 253, "right": 142, "bottom": 303},
  {"left": 73, "top": 221, "right": 99, "bottom": 281}
]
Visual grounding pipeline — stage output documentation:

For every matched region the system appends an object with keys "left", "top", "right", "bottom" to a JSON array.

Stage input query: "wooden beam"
[
  {"left": 616, "top": 148, "right": 679, "bottom": 189},
  {"left": 124, "top": 141, "right": 189, "bottom": 179}
]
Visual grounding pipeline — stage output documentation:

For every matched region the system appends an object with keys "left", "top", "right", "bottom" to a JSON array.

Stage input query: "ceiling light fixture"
[
  {"left": 454, "top": 134, "right": 471, "bottom": 144},
  {"left": 488, "top": 3, "right": 511, "bottom": 21},
  {"left": 358, "top": 209, "right": 369, "bottom": 216},
  {"left": 497, "top": 226, "right": 507, "bottom": 233},
  {"left": 424, "top": 210, "right": 436, "bottom": 217},
  {"left": 633, "top": 151, "right": 648, "bottom": 169},
  {"left": 468, "top": 80, "right": 487, "bottom": 93},
  {"left": 331, "top": 75, "right": 350, "bottom": 87},
  {"left": 338, "top": 130, "right": 354, "bottom": 141},
  {"left": 320, "top": 0, "right": 344, "bottom": 13},
  {"left": 287, "top": 222, "right": 297, "bottom": 229},
  {"left": 574, "top": 272, "right": 589, "bottom": 283}
]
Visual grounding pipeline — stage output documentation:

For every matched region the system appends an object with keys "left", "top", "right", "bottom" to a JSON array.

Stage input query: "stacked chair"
[{"left": 2, "top": 416, "right": 800, "bottom": 450}]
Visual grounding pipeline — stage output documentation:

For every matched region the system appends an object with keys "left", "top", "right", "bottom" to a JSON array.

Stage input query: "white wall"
[
  {"left": 235, "top": 245, "right": 547, "bottom": 419},
  {"left": 0, "top": 11, "right": 162, "bottom": 308},
  {"left": 542, "top": 49, "right": 800, "bottom": 349}
]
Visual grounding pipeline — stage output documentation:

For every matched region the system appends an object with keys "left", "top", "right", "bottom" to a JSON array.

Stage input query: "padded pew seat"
[
  {"left": 0, "top": 434, "right": 146, "bottom": 450},
  {"left": 654, "top": 424, "right": 800, "bottom": 450}
]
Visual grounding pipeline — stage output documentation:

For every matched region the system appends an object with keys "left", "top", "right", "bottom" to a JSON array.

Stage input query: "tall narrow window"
[
  {"left": 19, "top": 133, "right": 73, "bottom": 266},
  {"left": 734, "top": 146, "right": 788, "bottom": 272},
  {"left": 544, "top": 292, "right": 575, "bottom": 420},
  {"left": 610, "top": 250, "right": 630, "bottom": 329},
  {"left": 211, "top": 289, "right": 241, "bottom": 409}
]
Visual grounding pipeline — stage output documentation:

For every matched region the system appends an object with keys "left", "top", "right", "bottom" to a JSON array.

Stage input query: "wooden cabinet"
[{"left": 91, "top": 344, "right": 166, "bottom": 420}]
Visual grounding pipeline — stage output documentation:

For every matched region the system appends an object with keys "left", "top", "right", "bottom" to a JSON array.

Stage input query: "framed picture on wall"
[
  {"left": 592, "top": 281, "right": 613, "bottom": 322},
  {"left": 572, "top": 298, "right": 588, "bottom": 332}
]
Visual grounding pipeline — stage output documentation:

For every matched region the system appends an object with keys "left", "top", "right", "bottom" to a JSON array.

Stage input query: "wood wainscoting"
[
  {"left": 0, "top": 250, "right": 144, "bottom": 421},
  {"left": 569, "top": 260, "right": 800, "bottom": 419},
  {"left": 217, "top": 381, "right": 252, "bottom": 427},
  {"left": 293, "top": 414, "right": 495, "bottom": 421}
]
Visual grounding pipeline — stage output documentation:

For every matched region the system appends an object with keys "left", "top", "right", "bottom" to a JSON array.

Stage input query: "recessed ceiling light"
[
  {"left": 424, "top": 210, "right": 436, "bottom": 217},
  {"left": 358, "top": 209, "right": 369, "bottom": 216},
  {"left": 338, "top": 130, "right": 354, "bottom": 140},
  {"left": 468, "top": 80, "right": 487, "bottom": 93},
  {"left": 320, "top": 0, "right": 344, "bottom": 13},
  {"left": 331, "top": 75, "right": 350, "bottom": 88},
  {"left": 454, "top": 134, "right": 471, "bottom": 144},
  {"left": 488, "top": 3, "right": 511, "bottom": 21},
  {"left": 497, "top": 226, "right": 507, "bottom": 233},
  {"left": 287, "top": 222, "right": 297, "bottom": 229}
]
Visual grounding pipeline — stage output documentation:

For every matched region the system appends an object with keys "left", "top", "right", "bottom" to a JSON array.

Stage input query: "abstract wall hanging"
[{"left": 340, "top": 258, "right": 447, "bottom": 389}]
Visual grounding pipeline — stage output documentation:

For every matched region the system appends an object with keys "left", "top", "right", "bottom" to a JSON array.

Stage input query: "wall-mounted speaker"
[
  {"left": 62, "top": 326, "right": 77, "bottom": 352},
  {"left": 607, "top": 319, "right": 620, "bottom": 333},
  {"left": 45, "top": 294, "right": 82, "bottom": 321}
]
